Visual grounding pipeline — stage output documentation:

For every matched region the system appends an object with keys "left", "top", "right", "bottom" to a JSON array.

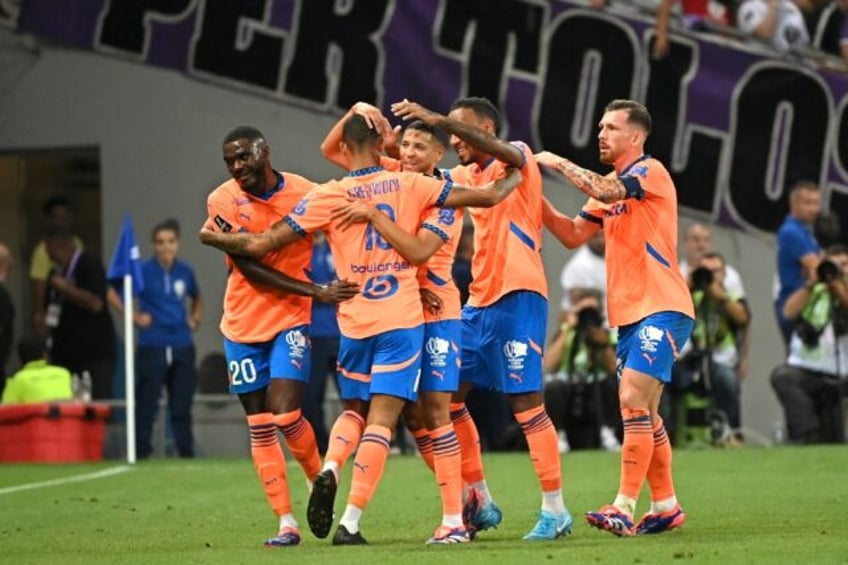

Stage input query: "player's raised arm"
[
  {"left": 391, "top": 99, "right": 524, "bottom": 168},
  {"left": 199, "top": 218, "right": 298, "bottom": 257},
  {"left": 229, "top": 253, "right": 358, "bottom": 303},
  {"left": 541, "top": 196, "right": 600, "bottom": 249},
  {"left": 320, "top": 102, "right": 393, "bottom": 170},
  {"left": 536, "top": 150, "right": 628, "bottom": 204},
  {"left": 441, "top": 167, "right": 522, "bottom": 209}
]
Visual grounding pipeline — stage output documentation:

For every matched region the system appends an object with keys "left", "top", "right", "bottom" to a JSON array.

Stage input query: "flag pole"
[{"left": 123, "top": 273, "right": 136, "bottom": 465}]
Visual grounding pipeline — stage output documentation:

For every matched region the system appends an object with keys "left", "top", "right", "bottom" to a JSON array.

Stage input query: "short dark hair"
[
  {"left": 449, "top": 97, "right": 501, "bottom": 135},
  {"left": 790, "top": 180, "right": 819, "bottom": 196},
  {"left": 701, "top": 250, "right": 726, "bottom": 265},
  {"left": 405, "top": 120, "right": 449, "bottom": 148},
  {"left": 342, "top": 114, "right": 381, "bottom": 149},
  {"left": 152, "top": 218, "right": 180, "bottom": 240},
  {"left": 605, "top": 99, "right": 652, "bottom": 134},
  {"left": 42, "top": 195, "right": 73, "bottom": 217},
  {"left": 223, "top": 126, "right": 266, "bottom": 145},
  {"left": 18, "top": 334, "right": 47, "bottom": 364}
]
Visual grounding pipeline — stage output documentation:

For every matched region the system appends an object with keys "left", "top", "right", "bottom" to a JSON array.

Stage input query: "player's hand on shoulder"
[
  {"left": 330, "top": 198, "right": 376, "bottom": 230},
  {"left": 315, "top": 279, "right": 360, "bottom": 303}
]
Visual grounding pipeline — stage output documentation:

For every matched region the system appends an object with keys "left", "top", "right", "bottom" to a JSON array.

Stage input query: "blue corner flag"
[{"left": 108, "top": 213, "right": 144, "bottom": 293}]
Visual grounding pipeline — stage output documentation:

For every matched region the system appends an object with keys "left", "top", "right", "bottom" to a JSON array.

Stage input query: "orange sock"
[
  {"left": 619, "top": 408, "right": 655, "bottom": 500},
  {"left": 646, "top": 417, "right": 676, "bottom": 502},
  {"left": 515, "top": 405, "right": 562, "bottom": 492},
  {"left": 247, "top": 413, "right": 290, "bottom": 516},
  {"left": 430, "top": 424, "right": 463, "bottom": 517},
  {"left": 450, "top": 403, "right": 485, "bottom": 484},
  {"left": 347, "top": 425, "right": 392, "bottom": 510},
  {"left": 274, "top": 409, "right": 321, "bottom": 482},
  {"left": 325, "top": 410, "right": 365, "bottom": 470},
  {"left": 411, "top": 427, "right": 435, "bottom": 472}
]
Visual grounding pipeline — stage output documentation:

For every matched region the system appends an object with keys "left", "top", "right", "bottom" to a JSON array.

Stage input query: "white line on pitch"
[{"left": 0, "top": 465, "right": 132, "bottom": 496}]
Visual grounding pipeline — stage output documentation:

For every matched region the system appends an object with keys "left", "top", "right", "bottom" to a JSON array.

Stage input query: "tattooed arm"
[
  {"left": 536, "top": 151, "right": 627, "bottom": 203},
  {"left": 391, "top": 99, "right": 524, "bottom": 168}
]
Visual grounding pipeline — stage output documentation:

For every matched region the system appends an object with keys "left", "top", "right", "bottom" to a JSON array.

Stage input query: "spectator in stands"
[
  {"left": 559, "top": 229, "right": 607, "bottom": 317},
  {"left": 303, "top": 232, "right": 341, "bottom": 454},
  {"left": 776, "top": 181, "right": 822, "bottom": 345},
  {"left": 771, "top": 244, "right": 848, "bottom": 444},
  {"left": 653, "top": 0, "right": 734, "bottom": 58},
  {"left": 665, "top": 251, "right": 750, "bottom": 445},
  {"left": 2, "top": 334, "right": 73, "bottom": 404},
  {"left": 543, "top": 294, "right": 620, "bottom": 453},
  {"left": 29, "top": 196, "right": 82, "bottom": 335},
  {"left": 44, "top": 226, "right": 115, "bottom": 399},
  {"left": 0, "top": 242, "right": 14, "bottom": 392},
  {"left": 737, "top": 0, "right": 811, "bottom": 52},
  {"left": 120, "top": 219, "right": 202, "bottom": 459}
]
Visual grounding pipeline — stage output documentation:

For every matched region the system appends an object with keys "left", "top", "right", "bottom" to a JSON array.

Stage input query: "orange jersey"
[
  {"left": 381, "top": 156, "right": 462, "bottom": 321},
  {"left": 450, "top": 142, "right": 547, "bottom": 307},
  {"left": 285, "top": 166, "right": 452, "bottom": 339},
  {"left": 580, "top": 156, "right": 694, "bottom": 327},
  {"left": 206, "top": 172, "right": 315, "bottom": 343},
  {"left": 417, "top": 201, "right": 463, "bottom": 322}
]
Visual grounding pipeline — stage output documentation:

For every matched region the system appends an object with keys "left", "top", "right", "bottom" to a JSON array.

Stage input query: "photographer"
[
  {"left": 543, "top": 295, "right": 620, "bottom": 452},
  {"left": 666, "top": 251, "right": 750, "bottom": 445},
  {"left": 771, "top": 245, "right": 848, "bottom": 444}
]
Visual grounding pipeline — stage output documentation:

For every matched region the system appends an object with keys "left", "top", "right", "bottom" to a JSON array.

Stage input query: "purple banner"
[{"left": 9, "top": 0, "right": 848, "bottom": 233}]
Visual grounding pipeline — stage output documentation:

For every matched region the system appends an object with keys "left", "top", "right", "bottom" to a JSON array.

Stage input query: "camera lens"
[
  {"left": 691, "top": 266, "right": 713, "bottom": 290},
  {"left": 817, "top": 260, "right": 840, "bottom": 283}
]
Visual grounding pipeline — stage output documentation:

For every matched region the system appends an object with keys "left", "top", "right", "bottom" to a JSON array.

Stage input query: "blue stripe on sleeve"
[
  {"left": 435, "top": 180, "right": 454, "bottom": 207},
  {"left": 421, "top": 222, "right": 449, "bottom": 242},
  {"left": 619, "top": 176, "right": 645, "bottom": 200},
  {"left": 284, "top": 216, "right": 307, "bottom": 237},
  {"left": 578, "top": 211, "right": 603, "bottom": 226}
]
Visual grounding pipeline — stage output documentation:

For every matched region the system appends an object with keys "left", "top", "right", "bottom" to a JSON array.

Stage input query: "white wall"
[{"left": 0, "top": 30, "right": 785, "bottom": 439}]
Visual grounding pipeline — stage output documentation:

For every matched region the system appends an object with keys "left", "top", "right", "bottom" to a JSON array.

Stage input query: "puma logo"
[{"left": 354, "top": 462, "right": 369, "bottom": 473}]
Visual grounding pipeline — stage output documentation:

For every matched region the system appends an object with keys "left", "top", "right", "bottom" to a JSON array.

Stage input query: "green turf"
[{"left": 1, "top": 447, "right": 846, "bottom": 564}]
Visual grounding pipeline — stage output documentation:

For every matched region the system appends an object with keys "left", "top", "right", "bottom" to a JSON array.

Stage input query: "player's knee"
[{"left": 618, "top": 385, "right": 651, "bottom": 411}]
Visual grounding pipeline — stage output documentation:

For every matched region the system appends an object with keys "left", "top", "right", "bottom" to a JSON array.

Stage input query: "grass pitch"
[{"left": 1, "top": 446, "right": 846, "bottom": 564}]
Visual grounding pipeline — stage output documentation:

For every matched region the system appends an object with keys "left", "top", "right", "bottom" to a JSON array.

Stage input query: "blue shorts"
[
  {"left": 616, "top": 311, "right": 694, "bottom": 383},
  {"left": 420, "top": 320, "right": 461, "bottom": 393},
  {"left": 460, "top": 291, "right": 547, "bottom": 394},
  {"left": 337, "top": 326, "right": 425, "bottom": 402},
  {"left": 223, "top": 324, "right": 312, "bottom": 394}
]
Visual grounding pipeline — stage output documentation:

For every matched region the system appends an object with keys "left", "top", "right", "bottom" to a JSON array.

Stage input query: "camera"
[
  {"left": 816, "top": 260, "right": 841, "bottom": 283},
  {"left": 795, "top": 319, "right": 823, "bottom": 348},
  {"left": 690, "top": 266, "right": 713, "bottom": 291},
  {"left": 576, "top": 306, "right": 603, "bottom": 332}
]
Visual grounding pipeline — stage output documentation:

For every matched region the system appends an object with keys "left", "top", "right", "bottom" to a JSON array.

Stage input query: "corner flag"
[
  {"left": 107, "top": 214, "right": 144, "bottom": 292},
  {"left": 107, "top": 213, "right": 143, "bottom": 465}
]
